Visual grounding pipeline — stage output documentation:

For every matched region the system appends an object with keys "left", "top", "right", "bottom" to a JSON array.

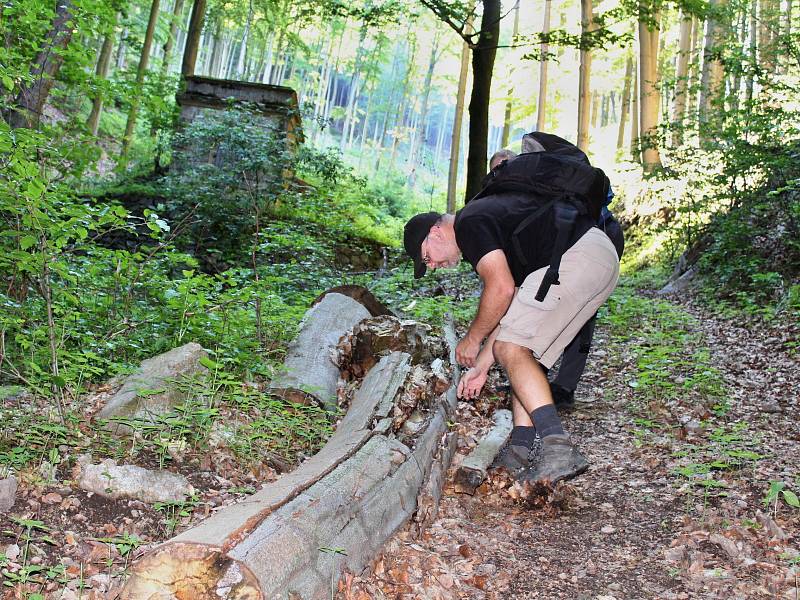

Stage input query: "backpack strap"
[
  {"left": 534, "top": 201, "right": 579, "bottom": 302},
  {"left": 511, "top": 199, "right": 556, "bottom": 267}
]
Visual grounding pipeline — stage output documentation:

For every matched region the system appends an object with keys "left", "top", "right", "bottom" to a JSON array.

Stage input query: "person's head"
[
  {"left": 489, "top": 149, "right": 517, "bottom": 171},
  {"left": 403, "top": 213, "right": 460, "bottom": 278}
]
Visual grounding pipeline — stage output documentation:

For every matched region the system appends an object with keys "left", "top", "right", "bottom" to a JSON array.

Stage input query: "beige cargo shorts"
[{"left": 496, "top": 227, "right": 620, "bottom": 368}]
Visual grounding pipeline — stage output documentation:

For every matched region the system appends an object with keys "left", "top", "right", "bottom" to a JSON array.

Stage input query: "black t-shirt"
[{"left": 454, "top": 193, "right": 594, "bottom": 286}]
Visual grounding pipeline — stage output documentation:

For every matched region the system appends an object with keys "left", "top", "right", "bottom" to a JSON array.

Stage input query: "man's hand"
[
  {"left": 456, "top": 334, "right": 481, "bottom": 368},
  {"left": 457, "top": 367, "right": 488, "bottom": 400}
]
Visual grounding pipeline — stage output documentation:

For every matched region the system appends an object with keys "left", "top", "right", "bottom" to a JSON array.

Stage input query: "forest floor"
[
  {"left": 1, "top": 276, "right": 798, "bottom": 599},
  {"left": 341, "top": 284, "right": 800, "bottom": 600}
]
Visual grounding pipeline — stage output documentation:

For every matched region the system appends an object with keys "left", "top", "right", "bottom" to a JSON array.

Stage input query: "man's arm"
[{"left": 455, "top": 249, "right": 516, "bottom": 367}]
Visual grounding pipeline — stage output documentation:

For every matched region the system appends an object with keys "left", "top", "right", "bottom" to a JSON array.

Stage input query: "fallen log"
[
  {"left": 119, "top": 317, "right": 461, "bottom": 599},
  {"left": 454, "top": 409, "right": 513, "bottom": 495},
  {"left": 267, "top": 292, "right": 370, "bottom": 412}
]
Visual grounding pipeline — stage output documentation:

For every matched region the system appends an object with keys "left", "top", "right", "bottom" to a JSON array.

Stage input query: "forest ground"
[
  {"left": 2, "top": 272, "right": 798, "bottom": 599},
  {"left": 342, "top": 282, "right": 800, "bottom": 600}
]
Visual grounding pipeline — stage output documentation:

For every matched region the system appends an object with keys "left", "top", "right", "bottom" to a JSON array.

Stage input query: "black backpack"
[{"left": 468, "top": 132, "right": 611, "bottom": 302}]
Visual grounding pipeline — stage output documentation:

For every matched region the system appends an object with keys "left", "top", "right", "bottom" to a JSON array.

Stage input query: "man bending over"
[{"left": 404, "top": 192, "right": 619, "bottom": 484}]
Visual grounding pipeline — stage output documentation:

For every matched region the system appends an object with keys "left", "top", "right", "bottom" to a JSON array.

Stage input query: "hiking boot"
[
  {"left": 522, "top": 434, "right": 588, "bottom": 484},
  {"left": 492, "top": 441, "right": 537, "bottom": 476},
  {"left": 550, "top": 383, "right": 575, "bottom": 412}
]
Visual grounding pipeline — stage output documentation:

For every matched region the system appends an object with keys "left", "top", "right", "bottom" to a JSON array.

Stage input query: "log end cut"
[{"left": 119, "top": 543, "right": 262, "bottom": 600}]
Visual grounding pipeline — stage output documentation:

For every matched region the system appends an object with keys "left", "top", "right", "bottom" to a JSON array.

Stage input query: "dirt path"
[{"left": 342, "top": 288, "right": 800, "bottom": 599}]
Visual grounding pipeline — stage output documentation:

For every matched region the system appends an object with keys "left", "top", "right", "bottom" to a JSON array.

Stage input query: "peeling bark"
[{"left": 454, "top": 409, "right": 512, "bottom": 495}]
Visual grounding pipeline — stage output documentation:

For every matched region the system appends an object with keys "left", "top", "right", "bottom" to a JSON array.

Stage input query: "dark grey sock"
[
  {"left": 510, "top": 425, "right": 537, "bottom": 448},
  {"left": 531, "top": 404, "right": 565, "bottom": 438}
]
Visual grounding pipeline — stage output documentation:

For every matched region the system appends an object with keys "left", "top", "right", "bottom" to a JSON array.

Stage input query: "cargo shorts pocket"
[{"left": 499, "top": 269, "right": 563, "bottom": 332}]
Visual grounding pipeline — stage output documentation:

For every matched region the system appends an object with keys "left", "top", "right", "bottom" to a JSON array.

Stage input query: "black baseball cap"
[{"left": 403, "top": 212, "right": 441, "bottom": 278}]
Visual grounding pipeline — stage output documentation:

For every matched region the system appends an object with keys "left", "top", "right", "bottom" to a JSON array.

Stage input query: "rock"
[
  {"left": 78, "top": 459, "right": 193, "bottom": 503},
  {"left": 0, "top": 477, "right": 17, "bottom": 512},
  {"left": 601, "top": 525, "right": 616, "bottom": 534},
  {"left": 41, "top": 492, "right": 63, "bottom": 505},
  {"left": 96, "top": 343, "right": 208, "bottom": 433}
]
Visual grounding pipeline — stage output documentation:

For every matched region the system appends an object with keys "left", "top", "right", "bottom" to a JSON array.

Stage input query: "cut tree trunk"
[
  {"left": 267, "top": 292, "right": 370, "bottom": 412},
  {"left": 446, "top": 16, "right": 472, "bottom": 213},
  {"left": 119, "top": 319, "right": 461, "bottom": 599},
  {"left": 454, "top": 409, "right": 512, "bottom": 494}
]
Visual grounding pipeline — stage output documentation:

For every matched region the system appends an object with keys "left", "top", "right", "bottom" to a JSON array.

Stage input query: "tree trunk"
[
  {"left": 160, "top": 0, "right": 186, "bottom": 75},
  {"left": 180, "top": 0, "right": 206, "bottom": 77},
  {"left": 638, "top": 3, "right": 662, "bottom": 171},
  {"left": 87, "top": 14, "right": 118, "bottom": 136},
  {"left": 729, "top": 6, "right": 747, "bottom": 111},
  {"left": 235, "top": 0, "right": 253, "bottom": 78},
  {"left": 116, "top": 27, "right": 128, "bottom": 70},
  {"left": 446, "top": 19, "right": 472, "bottom": 213},
  {"left": 699, "top": 0, "right": 728, "bottom": 143},
  {"left": 500, "top": 0, "right": 520, "bottom": 148},
  {"left": 408, "top": 31, "right": 442, "bottom": 183},
  {"left": 209, "top": 18, "right": 224, "bottom": 78},
  {"left": 536, "top": 0, "right": 553, "bottom": 131},
  {"left": 6, "top": 0, "right": 76, "bottom": 129},
  {"left": 671, "top": 10, "right": 693, "bottom": 147},
  {"left": 465, "top": 0, "right": 501, "bottom": 201},
  {"left": 120, "top": 0, "right": 161, "bottom": 163},
  {"left": 616, "top": 49, "right": 633, "bottom": 150},
  {"left": 454, "top": 410, "right": 512, "bottom": 494},
  {"left": 341, "top": 26, "right": 369, "bottom": 152},
  {"left": 631, "top": 57, "right": 640, "bottom": 162},
  {"left": 577, "top": 0, "right": 594, "bottom": 151}
]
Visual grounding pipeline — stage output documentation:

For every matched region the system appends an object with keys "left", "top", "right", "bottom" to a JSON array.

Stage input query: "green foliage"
[{"left": 162, "top": 105, "right": 292, "bottom": 262}]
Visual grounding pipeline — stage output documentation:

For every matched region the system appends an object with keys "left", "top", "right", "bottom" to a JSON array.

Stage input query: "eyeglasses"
[{"left": 421, "top": 236, "right": 431, "bottom": 267}]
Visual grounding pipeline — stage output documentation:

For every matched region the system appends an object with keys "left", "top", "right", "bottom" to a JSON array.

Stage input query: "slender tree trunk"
[
  {"left": 447, "top": 17, "right": 472, "bottom": 212},
  {"left": 687, "top": 16, "right": 701, "bottom": 117},
  {"left": 746, "top": 1, "right": 757, "bottom": 102},
  {"left": 388, "top": 37, "right": 417, "bottom": 171},
  {"left": 500, "top": 0, "right": 520, "bottom": 148},
  {"left": 536, "top": 0, "right": 553, "bottom": 131},
  {"left": 465, "top": 0, "right": 501, "bottom": 201},
  {"left": 408, "top": 31, "right": 442, "bottom": 181},
  {"left": 577, "top": 0, "right": 594, "bottom": 151},
  {"left": 116, "top": 27, "right": 128, "bottom": 69},
  {"left": 617, "top": 49, "right": 633, "bottom": 150},
  {"left": 435, "top": 104, "right": 450, "bottom": 165},
  {"left": 120, "top": 0, "right": 161, "bottom": 162},
  {"left": 6, "top": 0, "right": 76, "bottom": 128},
  {"left": 181, "top": 0, "right": 207, "bottom": 77},
  {"left": 87, "top": 14, "right": 118, "bottom": 136},
  {"left": 591, "top": 90, "right": 599, "bottom": 127},
  {"left": 730, "top": 6, "right": 747, "bottom": 111},
  {"left": 699, "top": 0, "right": 728, "bottom": 143},
  {"left": 638, "top": 2, "right": 662, "bottom": 171},
  {"left": 160, "top": 0, "right": 186, "bottom": 75},
  {"left": 235, "top": 0, "right": 253, "bottom": 78},
  {"left": 341, "top": 26, "right": 369, "bottom": 151},
  {"left": 209, "top": 20, "right": 224, "bottom": 78},
  {"left": 631, "top": 58, "right": 640, "bottom": 161},
  {"left": 671, "top": 10, "right": 693, "bottom": 146}
]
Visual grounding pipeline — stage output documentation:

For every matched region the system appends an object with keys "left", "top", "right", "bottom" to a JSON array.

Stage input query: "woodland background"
[{"left": 0, "top": 0, "right": 798, "bottom": 595}]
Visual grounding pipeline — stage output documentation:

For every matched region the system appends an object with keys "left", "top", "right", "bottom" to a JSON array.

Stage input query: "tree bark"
[
  {"left": 87, "top": 14, "right": 118, "bottom": 136},
  {"left": 671, "top": 9, "right": 693, "bottom": 147},
  {"left": 408, "top": 30, "right": 443, "bottom": 184},
  {"left": 630, "top": 57, "right": 640, "bottom": 162},
  {"left": 446, "top": 18, "right": 472, "bottom": 213},
  {"left": 577, "top": 0, "right": 594, "bottom": 151},
  {"left": 616, "top": 49, "right": 633, "bottom": 150},
  {"left": 454, "top": 409, "right": 512, "bottom": 494},
  {"left": 160, "top": 0, "right": 186, "bottom": 75},
  {"left": 638, "top": 2, "right": 662, "bottom": 171},
  {"left": 181, "top": 0, "right": 207, "bottom": 77},
  {"left": 120, "top": 0, "right": 161, "bottom": 163},
  {"left": 234, "top": 1, "right": 253, "bottom": 79},
  {"left": 699, "top": 0, "right": 728, "bottom": 143},
  {"left": 465, "top": 0, "right": 501, "bottom": 201},
  {"left": 500, "top": 0, "right": 520, "bottom": 148},
  {"left": 536, "top": 0, "right": 553, "bottom": 131},
  {"left": 6, "top": 0, "right": 76, "bottom": 129}
]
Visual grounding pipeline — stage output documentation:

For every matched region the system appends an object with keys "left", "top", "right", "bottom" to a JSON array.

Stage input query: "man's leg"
[
  {"left": 551, "top": 315, "right": 597, "bottom": 410},
  {"left": 493, "top": 393, "right": 538, "bottom": 474},
  {"left": 494, "top": 340, "right": 588, "bottom": 484}
]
